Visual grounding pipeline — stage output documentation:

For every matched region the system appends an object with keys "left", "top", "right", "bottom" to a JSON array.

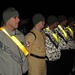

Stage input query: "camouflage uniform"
[
  {"left": 43, "top": 28, "right": 61, "bottom": 61},
  {"left": 54, "top": 25, "right": 75, "bottom": 75},
  {"left": 43, "top": 28, "right": 61, "bottom": 75},
  {"left": 65, "top": 26, "right": 75, "bottom": 74},
  {"left": 54, "top": 26, "right": 69, "bottom": 50},
  {"left": 64, "top": 26, "right": 75, "bottom": 49}
]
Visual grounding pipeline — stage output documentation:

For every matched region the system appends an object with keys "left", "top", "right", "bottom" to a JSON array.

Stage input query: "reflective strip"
[
  {"left": 66, "top": 26, "right": 74, "bottom": 38},
  {"left": 58, "top": 25, "right": 68, "bottom": 39},
  {"left": 0, "top": 27, "right": 29, "bottom": 56},
  {"left": 45, "top": 27, "right": 59, "bottom": 43},
  {"left": 45, "top": 27, "right": 50, "bottom": 31},
  {"left": 52, "top": 33, "right": 59, "bottom": 43}
]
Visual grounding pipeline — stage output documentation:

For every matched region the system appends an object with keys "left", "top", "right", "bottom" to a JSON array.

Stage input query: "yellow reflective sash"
[
  {"left": 0, "top": 27, "right": 29, "bottom": 56},
  {"left": 58, "top": 25, "right": 68, "bottom": 39},
  {"left": 45, "top": 27, "right": 59, "bottom": 43},
  {"left": 52, "top": 33, "right": 59, "bottom": 43},
  {"left": 45, "top": 27, "right": 50, "bottom": 31},
  {"left": 66, "top": 26, "right": 74, "bottom": 38}
]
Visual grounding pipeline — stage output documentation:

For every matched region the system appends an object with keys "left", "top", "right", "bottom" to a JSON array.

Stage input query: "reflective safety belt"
[
  {"left": 0, "top": 27, "right": 29, "bottom": 56},
  {"left": 58, "top": 25, "right": 68, "bottom": 39},
  {"left": 45, "top": 27, "right": 59, "bottom": 43},
  {"left": 66, "top": 26, "right": 74, "bottom": 38}
]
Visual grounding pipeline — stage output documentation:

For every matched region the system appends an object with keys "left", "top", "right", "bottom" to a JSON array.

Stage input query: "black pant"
[
  {"left": 59, "top": 50, "right": 74, "bottom": 75},
  {"left": 46, "top": 50, "right": 75, "bottom": 75},
  {"left": 46, "top": 59, "right": 61, "bottom": 75}
]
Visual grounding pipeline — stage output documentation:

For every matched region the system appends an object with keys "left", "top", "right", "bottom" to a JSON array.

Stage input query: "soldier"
[
  {"left": 25, "top": 13, "right": 47, "bottom": 75},
  {"left": 0, "top": 7, "right": 28, "bottom": 75},
  {"left": 54, "top": 15, "right": 75, "bottom": 75},
  {"left": 67, "top": 16, "right": 75, "bottom": 39},
  {"left": 67, "top": 16, "right": 75, "bottom": 75},
  {"left": 43, "top": 15, "right": 61, "bottom": 75}
]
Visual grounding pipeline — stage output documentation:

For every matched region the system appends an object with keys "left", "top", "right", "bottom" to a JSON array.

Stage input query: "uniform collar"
[{"left": 3, "top": 26, "right": 20, "bottom": 36}]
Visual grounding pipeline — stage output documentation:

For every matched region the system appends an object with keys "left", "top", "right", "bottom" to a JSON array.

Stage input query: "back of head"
[
  {"left": 32, "top": 13, "right": 45, "bottom": 26},
  {"left": 47, "top": 15, "right": 58, "bottom": 26},
  {"left": 58, "top": 15, "right": 67, "bottom": 23},
  {"left": 2, "top": 7, "right": 19, "bottom": 23}
]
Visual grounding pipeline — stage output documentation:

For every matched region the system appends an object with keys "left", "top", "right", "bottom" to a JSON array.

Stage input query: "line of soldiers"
[{"left": 43, "top": 15, "right": 75, "bottom": 75}]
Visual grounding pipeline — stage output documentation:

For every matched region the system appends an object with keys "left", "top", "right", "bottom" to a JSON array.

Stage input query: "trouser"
[
  {"left": 46, "top": 59, "right": 60, "bottom": 75},
  {"left": 46, "top": 50, "right": 75, "bottom": 75},
  {"left": 59, "top": 50, "right": 75, "bottom": 75},
  {"left": 28, "top": 55, "right": 47, "bottom": 75}
]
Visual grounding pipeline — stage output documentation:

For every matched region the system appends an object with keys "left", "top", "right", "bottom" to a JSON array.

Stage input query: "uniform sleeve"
[{"left": 25, "top": 33, "right": 35, "bottom": 53}]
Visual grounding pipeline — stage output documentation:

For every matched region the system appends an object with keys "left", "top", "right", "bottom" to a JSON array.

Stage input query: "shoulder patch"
[{"left": 26, "top": 41, "right": 30, "bottom": 47}]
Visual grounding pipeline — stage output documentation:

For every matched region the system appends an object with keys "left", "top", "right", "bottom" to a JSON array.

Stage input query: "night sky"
[{"left": 0, "top": 0, "right": 75, "bottom": 24}]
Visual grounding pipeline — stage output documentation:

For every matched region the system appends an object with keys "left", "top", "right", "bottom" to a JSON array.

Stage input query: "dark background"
[
  {"left": 0, "top": 0, "right": 75, "bottom": 34},
  {"left": 0, "top": 1, "right": 75, "bottom": 75},
  {"left": 0, "top": 0, "right": 75, "bottom": 20}
]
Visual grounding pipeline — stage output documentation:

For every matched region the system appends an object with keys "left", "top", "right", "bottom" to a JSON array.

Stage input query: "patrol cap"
[
  {"left": 58, "top": 15, "right": 67, "bottom": 23},
  {"left": 47, "top": 15, "right": 58, "bottom": 26},
  {"left": 32, "top": 13, "right": 45, "bottom": 25},
  {"left": 2, "top": 7, "right": 19, "bottom": 23}
]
